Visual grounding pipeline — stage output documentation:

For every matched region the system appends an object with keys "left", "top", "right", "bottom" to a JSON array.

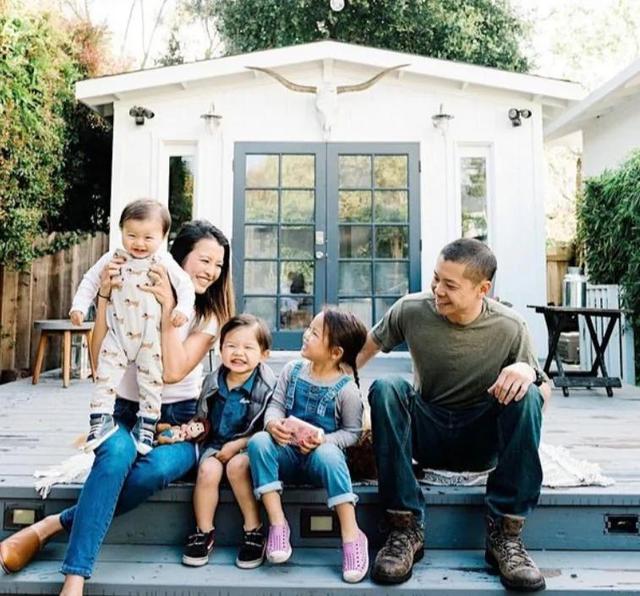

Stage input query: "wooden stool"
[{"left": 32, "top": 320, "right": 97, "bottom": 388}]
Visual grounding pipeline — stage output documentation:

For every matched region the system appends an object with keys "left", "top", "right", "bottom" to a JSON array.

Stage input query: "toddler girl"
[
  {"left": 70, "top": 199, "right": 194, "bottom": 454},
  {"left": 182, "top": 314, "right": 276, "bottom": 569},
  {"left": 247, "top": 307, "right": 369, "bottom": 583}
]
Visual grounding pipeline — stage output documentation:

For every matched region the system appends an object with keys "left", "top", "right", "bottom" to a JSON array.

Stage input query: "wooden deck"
[{"left": 1, "top": 354, "right": 640, "bottom": 594}]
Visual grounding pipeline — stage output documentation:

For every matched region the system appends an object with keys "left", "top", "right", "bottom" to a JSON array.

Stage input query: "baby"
[{"left": 70, "top": 199, "right": 195, "bottom": 454}]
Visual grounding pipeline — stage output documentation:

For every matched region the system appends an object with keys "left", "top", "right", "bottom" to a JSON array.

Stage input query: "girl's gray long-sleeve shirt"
[{"left": 263, "top": 360, "right": 363, "bottom": 450}]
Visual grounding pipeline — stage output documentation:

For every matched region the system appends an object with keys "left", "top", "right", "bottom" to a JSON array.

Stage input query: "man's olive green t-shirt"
[{"left": 371, "top": 292, "right": 540, "bottom": 410}]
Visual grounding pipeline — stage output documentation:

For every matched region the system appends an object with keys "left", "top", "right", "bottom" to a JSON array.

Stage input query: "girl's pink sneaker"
[
  {"left": 266, "top": 521, "right": 292, "bottom": 564},
  {"left": 342, "top": 529, "right": 369, "bottom": 583}
]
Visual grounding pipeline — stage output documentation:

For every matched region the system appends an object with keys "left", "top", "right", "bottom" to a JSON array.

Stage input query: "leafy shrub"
[{"left": 577, "top": 150, "right": 640, "bottom": 382}]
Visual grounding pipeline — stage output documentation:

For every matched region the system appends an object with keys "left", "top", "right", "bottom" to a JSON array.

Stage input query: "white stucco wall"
[
  {"left": 106, "top": 62, "right": 549, "bottom": 353},
  {"left": 581, "top": 99, "right": 640, "bottom": 178}
]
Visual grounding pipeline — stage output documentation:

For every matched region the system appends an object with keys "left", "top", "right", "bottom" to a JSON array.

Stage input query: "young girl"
[
  {"left": 182, "top": 314, "right": 276, "bottom": 569},
  {"left": 70, "top": 199, "right": 195, "bottom": 454},
  {"left": 247, "top": 307, "right": 369, "bottom": 583}
]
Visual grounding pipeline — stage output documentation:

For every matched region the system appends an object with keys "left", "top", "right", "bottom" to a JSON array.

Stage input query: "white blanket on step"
[
  {"left": 33, "top": 443, "right": 613, "bottom": 499},
  {"left": 420, "top": 443, "right": 614, "bottom": 488}
]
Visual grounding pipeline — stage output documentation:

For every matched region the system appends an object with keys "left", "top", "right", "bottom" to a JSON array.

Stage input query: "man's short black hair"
[{"left": 440, "top": 238, "right": 497, "bottom": 284}]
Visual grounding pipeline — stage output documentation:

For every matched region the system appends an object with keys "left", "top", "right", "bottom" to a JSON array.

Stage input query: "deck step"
[
  {"left": 2, "top": 485, "right": 640, "bottom": 551},
  {"left": 1, "top": 545, "right": 639, "bottom": 595}
]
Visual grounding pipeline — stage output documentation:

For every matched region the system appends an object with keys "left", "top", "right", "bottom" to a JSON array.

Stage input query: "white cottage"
[
  {"left": 546, "top": 58, "right": 640, "bottom": 178},
  {"left": 76, "top": 41, "right": 582, "bottom": 352}
]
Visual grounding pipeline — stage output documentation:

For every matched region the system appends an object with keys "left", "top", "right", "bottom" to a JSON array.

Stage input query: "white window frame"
[{"left": 455, "top": 143, "right": 494, "bottom": 248}]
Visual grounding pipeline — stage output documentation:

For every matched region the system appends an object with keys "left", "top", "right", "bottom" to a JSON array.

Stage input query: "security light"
[{"left": 129, "top": 106, "right": 155, "bottom": 125}]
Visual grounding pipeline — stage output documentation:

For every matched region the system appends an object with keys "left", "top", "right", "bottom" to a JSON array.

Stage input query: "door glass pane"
[
  {"left": 340, "top": 226, "right": 372, "bottom": 258},
  {"left": 168, "top": 155, "right": 194, "bottom": 240},
  {"left": 338, "top": 298, "right": 372, "bottom": 328},
  {"left": 374, "top": 191, "right": 407, "bottom": 222},
  {"left": 375, "top": 226, "right": 409, "bottom": 259},
  {"left": 281, "top": 190, "right": 314, "bottom": 223},
  {"left": 375, "top": 262, "right": 408, "bottom": 295},
  {"left": 246, "top": 190, "right": 278, "bottom": 222},
  {"left": 339, "top": 155, "right": 371, "bottom": 188},
  {"left": 245, "top": 297, "right": 276, "bottom": 330},
  {"left": 339, "top": 191, "right": 371, "bottom": 222},
  {"left": 246, "top": 154, "right": 279, "bottom": 187},
  {"left": 461, "top": 156, "right": 488, "bottom": 242},
  {"left": 280, "top": 226, "right": 314, "bottom": 259},
  {"left": 245, "top": 261, "right": 277, "bottom": 294},
  {"left": 281, "top": 261, "right": 314, "bottom": 295},
  {"left": 282, "top": 155, "right": 315, "bottom": 188},
  {"left": 375, "top": 297, "right": 400, "bottom": 321},
  {"left": 280, "top": 297, "right": 314, "bottom": 330},
  {"left": 245, "top": 225, "right": 277, "bottom": 258},
  {"left": 339, "top": 262, "right": 371, "bottom": 294},
  {"left": 374, "top": 155, "right": 407, "bottom": 188}
]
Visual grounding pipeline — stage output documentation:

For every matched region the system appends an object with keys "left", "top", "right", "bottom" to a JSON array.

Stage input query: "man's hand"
[
  {"left": 266, "top": 419, "right": 293, "bottom": 446},
  {"left": 488, "top": 362, "right": 535, "bottom": 405},
  {"left": 298, "top": 432, "right": 325, "bottom": 455}
]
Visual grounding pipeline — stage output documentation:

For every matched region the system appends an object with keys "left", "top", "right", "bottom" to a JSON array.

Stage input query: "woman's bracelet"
[{"left": 97, "top": 292, "right": 111, "bottom": 301}]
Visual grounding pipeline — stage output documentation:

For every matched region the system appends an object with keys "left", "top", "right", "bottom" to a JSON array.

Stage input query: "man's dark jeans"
[{"left": 368, "top": 376, "right": 544, "bottom": 523}]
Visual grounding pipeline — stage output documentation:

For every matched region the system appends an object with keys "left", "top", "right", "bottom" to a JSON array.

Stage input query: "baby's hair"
[
  {"left": 321, "top": 306, "right": 368, "bottom": 387},
  {"left": 191, "top": 417, "right": 211, "bottom": 444},
  {"left": 119, "top": 199, "right": 171, "bottom": 236},
  {"left": 220, "top": 313, "right": 272, "bottom": 352}
]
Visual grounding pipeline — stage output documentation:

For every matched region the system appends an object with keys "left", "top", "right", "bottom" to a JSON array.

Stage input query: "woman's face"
[{"left": 182, "top": 238, "right": 225, "bottom": 295}]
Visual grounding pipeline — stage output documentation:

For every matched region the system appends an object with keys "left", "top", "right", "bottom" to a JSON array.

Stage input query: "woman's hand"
[
  {"left": 99, "top": 255, "right": 126, "bottom": 298},
  {"left": 298, "top": 433, "right": 325, "bottom": 455},
  {"left": 266, "top": 419, "right": 293, "bottom": 447},
  {"left": 139, "top": 264, "right": 176, "bottom": 312}
]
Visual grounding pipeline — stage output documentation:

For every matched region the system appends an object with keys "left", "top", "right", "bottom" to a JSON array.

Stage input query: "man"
[{"left": 357, "top": 238, "right": 550, "bottom": 591}]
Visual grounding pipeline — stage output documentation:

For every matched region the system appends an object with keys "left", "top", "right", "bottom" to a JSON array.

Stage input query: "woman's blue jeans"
[
  {"left": 247, "top": 431, "right": 358, "bottom": 509},
  {"left": 58, "top": 398, "right": 198, "bottom": 578},
  {"left": 368, "top": 376, "right": 543, "bottom": 524}
]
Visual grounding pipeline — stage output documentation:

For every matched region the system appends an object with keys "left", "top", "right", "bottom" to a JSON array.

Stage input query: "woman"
[{"left": 0, "top": 220, "right": 234, "bottom": 596}]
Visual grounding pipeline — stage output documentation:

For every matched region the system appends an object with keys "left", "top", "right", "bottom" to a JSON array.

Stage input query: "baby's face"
[{"left": 122, "top": 217, "right": 165, "bottom": 259}]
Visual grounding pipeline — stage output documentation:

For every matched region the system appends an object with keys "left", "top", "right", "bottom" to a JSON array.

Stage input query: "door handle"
[{"left": 315, "top": 251, "right": 326, "bottom": 260}]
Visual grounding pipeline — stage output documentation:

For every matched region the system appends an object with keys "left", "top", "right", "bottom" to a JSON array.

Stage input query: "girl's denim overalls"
[{"left": 248, "top": 362, "right": 358, "bottom": 508}]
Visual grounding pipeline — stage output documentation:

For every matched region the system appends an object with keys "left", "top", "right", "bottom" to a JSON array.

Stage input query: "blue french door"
[{"left": 233, "top": 142, "right": 420, "bottom": 349}]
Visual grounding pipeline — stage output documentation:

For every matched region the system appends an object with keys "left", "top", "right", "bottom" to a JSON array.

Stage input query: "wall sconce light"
[
  {"left": 431, "top": 104, "right": 454, "bottom": 133},
  {"left": 508, "top": 108, "right": 532, "bottom": 127},
  {"left": 200, "top": 102, "right": 222, "bottom": 133},
  {"left": 128, "top": 105, "right": 155, "bottom": 125}
]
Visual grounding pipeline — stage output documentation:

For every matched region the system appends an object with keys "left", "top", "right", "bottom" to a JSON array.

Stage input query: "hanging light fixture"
[
  {"left": 330, "top": 0, "right": 345, "bottom": 11},
  {"left": 431, "top": 104, "right": 454, "bottom": 133}
]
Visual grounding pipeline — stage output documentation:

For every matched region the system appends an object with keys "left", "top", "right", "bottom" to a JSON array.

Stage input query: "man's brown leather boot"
[
  {"left": 485, "top": 514, "right": 546, "bottom": 592},
  {"left": 0, "top": 525, "right": 45, "bottom": 574},
  {"left": 371, "top": 510, "right": 424, "bottom": 584}
]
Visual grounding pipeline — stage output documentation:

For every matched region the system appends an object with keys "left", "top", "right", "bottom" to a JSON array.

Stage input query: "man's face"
[{"left": 430, "top": 256, "right": 490, "bottom": 321}]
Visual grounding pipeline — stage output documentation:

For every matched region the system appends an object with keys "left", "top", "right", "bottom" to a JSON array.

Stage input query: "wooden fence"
[
  {"left": 0, "top": 233, "right": 108, "bottom": 379},
  {"left": 546, "top": 243, "right": 574, "bottom": 306}
]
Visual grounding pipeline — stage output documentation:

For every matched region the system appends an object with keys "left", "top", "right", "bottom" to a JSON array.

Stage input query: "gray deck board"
[
  {"left": 1, "top": 359, "right": 639, "bottom": 499},
  {"left": 1, "top": 545, "right": 640, "bottom": 595}
]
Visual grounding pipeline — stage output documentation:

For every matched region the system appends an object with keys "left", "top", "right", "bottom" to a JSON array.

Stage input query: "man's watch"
[{"left": 532, "top": 368, "right": 545, "bottom": 386}]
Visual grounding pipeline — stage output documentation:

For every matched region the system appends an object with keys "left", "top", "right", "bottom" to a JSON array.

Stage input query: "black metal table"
[{"left": 528, "top": 305, "right": 623, "bottom": 397}]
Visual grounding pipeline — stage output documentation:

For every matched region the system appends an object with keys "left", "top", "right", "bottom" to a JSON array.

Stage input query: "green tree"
[
  {"left": 0, "top": 8, "right": 112, "bottom": 269},
  {"left": 183, "top": 0, "right": 531, "bottom": 72}
]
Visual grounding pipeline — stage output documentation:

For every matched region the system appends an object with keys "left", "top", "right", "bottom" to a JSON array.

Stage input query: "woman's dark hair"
[
  {"left": 321, "top": 306, "right": 368, "bottom": 387},
  {"left": 119, "top": 199, "right": 171, "bottom": 236},
  {"left": 170, "top": 220, "right": 235, "bottom": 327},
  {"left": 220, "top": 314, "right": 272, "bottom": 352}
]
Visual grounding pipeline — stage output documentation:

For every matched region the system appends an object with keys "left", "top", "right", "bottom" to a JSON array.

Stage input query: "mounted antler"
[
  {"left": 245, "top": 66, "right": 316, "bottom": 93},
  {"left": 337, "top": 64, "right": 409, "bottom": 93}
]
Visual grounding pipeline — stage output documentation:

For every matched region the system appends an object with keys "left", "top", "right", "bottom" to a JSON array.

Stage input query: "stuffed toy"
[{"left": 156, "top": 418, "right": 210, "bottom": 445}]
